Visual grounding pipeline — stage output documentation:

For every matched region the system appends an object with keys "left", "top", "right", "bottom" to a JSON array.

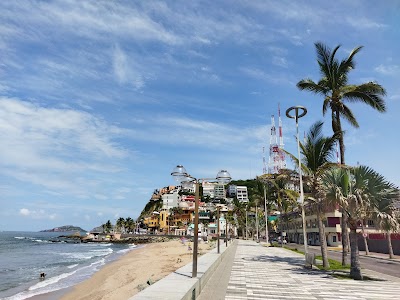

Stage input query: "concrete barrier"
[{"left": 130, "top": 240, "right": 236, "bottom": 300}]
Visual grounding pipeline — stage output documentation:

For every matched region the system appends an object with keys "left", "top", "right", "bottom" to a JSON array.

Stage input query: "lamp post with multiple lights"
[
  {"left": 286, "top": 105, "right": 308, "bottom": 256},
  {"left": 171, "top": 165, "right": 231, "bottom": 278},
  {"left": 216, "top": 206, "right": 221, "bottom": 254}
]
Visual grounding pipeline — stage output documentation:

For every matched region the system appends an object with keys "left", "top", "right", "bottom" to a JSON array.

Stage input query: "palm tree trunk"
[
  {"left": 361, "top": 221, "right": 369, "bottom": 255},
  {"left": 317, "top": 207, "right": 330, "bottom": 268},
  {"left": 349, "top": 225, "right": 362, "bottom": 280},
  {"left": 335, "top": 111, "right": 350, "bottom": 266},
  {"left": 387, "top": 231, "right": 394, "bottom": 259},
  {"left": 341, "top": 212, "right": 349, "bottom": 265}
]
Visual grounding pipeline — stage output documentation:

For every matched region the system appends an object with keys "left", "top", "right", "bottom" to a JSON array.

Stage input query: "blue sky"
[{"left": 1, "top": 0, "right": 399, "bottom": 231}]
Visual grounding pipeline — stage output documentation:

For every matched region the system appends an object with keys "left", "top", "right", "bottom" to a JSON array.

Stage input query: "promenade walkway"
[{"left": 200, "top": 239, "right": 400, "bottom": 300}]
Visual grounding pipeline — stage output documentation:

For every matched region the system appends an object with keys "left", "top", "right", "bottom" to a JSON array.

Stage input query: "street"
[{"left": 285, "top": 243, "right": 400, "bottom": 278}]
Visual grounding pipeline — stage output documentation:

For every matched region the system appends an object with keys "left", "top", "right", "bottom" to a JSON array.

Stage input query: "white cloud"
[
  {"left": 19, "top": 208, "right": 57, "bottom": 220},
  {"left": 112, "top": 45, "right": 145, "bottom": 89},
  {"left": 239, "top": 67, "right": 293, "bottom": 85},
  {"left": 374, "top": 64, "right": 400, "bottom": 76},
  {"left": 19, "top": 208, "right": 30, "bottom": 216},
  {"left": 345, "top": 17, "right": 386, "bottom": 30},
  {"left": 272, "top": 56, "right": 288, "bottom": 68},
  {"left": 0, "top": 97, "right": 128, "bottom": 195},
  {"left": 113, "top": 45, "right": 128, "bottom": 84}
]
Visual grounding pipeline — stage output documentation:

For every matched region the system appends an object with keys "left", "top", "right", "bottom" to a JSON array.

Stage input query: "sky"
[{"left": 1, "top": 0, "right": 399, "bottom": 232}]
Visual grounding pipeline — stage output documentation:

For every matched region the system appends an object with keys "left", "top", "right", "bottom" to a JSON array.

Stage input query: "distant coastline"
[{"left": 39, "top": 225, "right": 86, "bottom": 232}]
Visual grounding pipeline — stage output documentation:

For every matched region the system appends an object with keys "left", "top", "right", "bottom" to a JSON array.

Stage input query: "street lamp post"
[
  {"left": 255, "top": 205, "right": 259, "bottom": 242},
  {"left": 264, "top": 186, "right": 269, "bottom": 245},
  {"left": 245, "top": 209, "right": 248, "bottom": 240},
  {"left": 217, "top": 206, "right": 221, "bottom": 254},
  {"left": 171, "top": 165, "right": 231, "bottom": 278},
  {"left": 286, "top": 106, "right": 308, "bottom": 256},
  {"left": 225, "top": 212, "right": 228, "bottom": 247}
]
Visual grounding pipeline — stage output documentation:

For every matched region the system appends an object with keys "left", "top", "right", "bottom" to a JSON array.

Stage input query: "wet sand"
[{"left": 29, "top": 239, "right": 213, "bottom": 300}]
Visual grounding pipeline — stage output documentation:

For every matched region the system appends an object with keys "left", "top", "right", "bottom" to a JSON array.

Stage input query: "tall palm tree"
[
  {"left": 297, "top": 42, "right": 387, "bottom": 265},
  {"left": 323, "top": 165, "right": 397, "bottom": 279},
  {"left": 286, "top": 121, "right": 337, "bottom": 268},
  {"left": 232, "top": 198, "right": 249, "bottom": 238}
]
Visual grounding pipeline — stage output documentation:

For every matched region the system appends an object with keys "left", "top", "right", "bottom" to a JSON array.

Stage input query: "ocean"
[{"left": 0, "top": 231, "right": 138, "bottom": 300}]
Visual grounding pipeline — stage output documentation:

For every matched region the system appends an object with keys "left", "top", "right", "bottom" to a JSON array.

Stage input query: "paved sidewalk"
[{"left": 217, "top": 240, "right": 400, "bottom": 300}]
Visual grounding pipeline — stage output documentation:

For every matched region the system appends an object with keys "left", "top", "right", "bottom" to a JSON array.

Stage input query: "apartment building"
[
  {"left": 161, "top": 190, "right": 180, "bottom": 210},
  {"left": 214, "top": 184, "right": 226, "bottom": 199},
  {"left": 278, "top": 203, "right": 380, "bottom": 247},
  {"left": 202, "top": 181, "right": 215, "bottom": 198},
  {"left": 227, "top": 185, "right": 249, "bottom": 202}
]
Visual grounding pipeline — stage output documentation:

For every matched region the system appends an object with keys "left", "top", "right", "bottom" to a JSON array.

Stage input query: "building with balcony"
[
  {"left": 214, "top": 184, "right": 226, "bottom": 200},
  {"left": 278, "top": 203, "right": 381, "bottom": 247},
  {"left": 161, "top": 190, "right": 180, "bottom": 210},
  {"left": 227, "top": 185, "right": 249, "bottom": 202}
]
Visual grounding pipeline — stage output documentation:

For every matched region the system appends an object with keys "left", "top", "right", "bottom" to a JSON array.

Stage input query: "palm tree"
[
  {"left": 323, "top": 165, "right": 397, "bottom": 279},
  {"left": 116, "top": 217, "right": 126, "bottom": 233},
  {"left": 259, "top": 171, "right": 299, "bottom": 244},
  {"left": 286, "top": 121, "right": 337, "bottom": 268},
  {"left": 256, "top": 176, "right": 281, "bottom": 243},
  {"left": 232, "top": 198, "right": 248, "bottom": 238},
  {"left": 369, "top": 181, "right": 399, "bottom": 259},
  {"left": 125, "top": 217, "right": 134, "bottom": 233},
  {"left": 104, "top": 220, "right": 112, "bottom": 233},
  {"left": 297, "top": 42, "right": 387, "bottom": 265}
]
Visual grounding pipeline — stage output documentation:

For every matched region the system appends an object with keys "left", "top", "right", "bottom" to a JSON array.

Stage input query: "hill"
[{"left": 40, "top": 225, "right": 86, "bottom": 232}]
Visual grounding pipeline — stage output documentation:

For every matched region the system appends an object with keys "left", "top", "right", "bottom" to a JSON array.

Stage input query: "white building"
[
  {"left": 162, "top": 190, "right": 180, "bottom": 210},
  {"left": 236, "top": 186, "right": 249, "bottom": 202},
  {"left": 228, "top": 185, "right": 249, "bottom": 202},
  {"left": 181, "top": 181, "right": 196, "bottom": 193},
  {"left": 202, "top": 181, "right": 215, "bottom": 198}
]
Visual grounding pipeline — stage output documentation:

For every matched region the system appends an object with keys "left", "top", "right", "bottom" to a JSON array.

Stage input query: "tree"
[
  {"left": 323, "top": 165, "right": 397, "bottom": 279},
  {"left": 102, "top": 220, "right": 112, "bottom": 233},
  {"left": 286, "top": 121, "right": 337, "bottom": 268},
  {"left": 297, "top": 42, "right": 387, "bottom": 265},
  {"left": 116, "top": 217, "right": 126, "bottom": 233},
  {"left": 258, "top": 171, "right": 299, "bottom": 244},
  {"left": 125, "top": 217, "right": 135, "bottom": 233},
  {"left": 232, "top": 198, "right": 249, "bottom": 238},
  {"left": 256, "top": 176, "right": 279, "bottom": 243},
  {"left": 369, "top": 179, "right": 399, "bottom": 259}
]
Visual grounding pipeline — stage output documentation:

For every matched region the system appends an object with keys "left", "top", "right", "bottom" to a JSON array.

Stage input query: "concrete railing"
[{"left": 130, "top": 240, "right": 236, "bottom": 300}]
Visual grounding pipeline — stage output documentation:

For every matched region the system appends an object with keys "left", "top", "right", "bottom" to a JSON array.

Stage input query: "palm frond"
[
  {"left": 343, "top": 83, "right": 386, "bottom": 112},
  {"left": 340, "top": 105, "right": 359, "bottom": 128}
]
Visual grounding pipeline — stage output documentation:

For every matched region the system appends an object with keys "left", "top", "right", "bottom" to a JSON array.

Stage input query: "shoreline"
[{"left": 29, "top": 239, "right": 213, "bottom": 300}]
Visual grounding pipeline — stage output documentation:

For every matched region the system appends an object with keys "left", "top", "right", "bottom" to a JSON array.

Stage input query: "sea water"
[{"left": 0, "top": 231, "right": 138, "bottom": 300}]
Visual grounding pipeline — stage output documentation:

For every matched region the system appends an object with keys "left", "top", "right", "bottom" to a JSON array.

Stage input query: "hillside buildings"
[{"left": 142, "top": 183, "right": 243, "bottom": 237}]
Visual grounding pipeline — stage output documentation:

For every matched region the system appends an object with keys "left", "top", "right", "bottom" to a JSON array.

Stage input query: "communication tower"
[{"left": 268, "top": 104, "right": 286, "bottom": 174}]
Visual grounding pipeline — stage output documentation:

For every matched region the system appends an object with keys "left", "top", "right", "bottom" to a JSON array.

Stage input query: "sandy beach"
[{"left": 56, "top": 239, "right": 213, "bottom": 300}]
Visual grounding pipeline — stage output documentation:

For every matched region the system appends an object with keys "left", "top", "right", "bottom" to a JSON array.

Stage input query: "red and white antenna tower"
[{"left": 268, "top": 104, "right": 287, "bottom": 174}]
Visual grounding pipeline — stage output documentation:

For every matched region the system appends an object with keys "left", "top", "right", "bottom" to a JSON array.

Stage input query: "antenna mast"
[{"left": 268, "top": 104, "right": 286, "bottom": 174}]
